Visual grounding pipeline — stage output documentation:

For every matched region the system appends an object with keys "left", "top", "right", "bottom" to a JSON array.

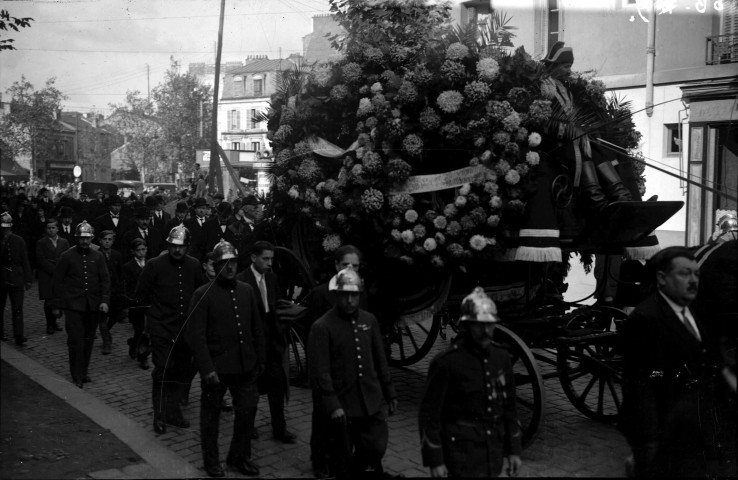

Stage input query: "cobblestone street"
[{"left": 2, "top": 272, "right": 630, "bottom": 478}]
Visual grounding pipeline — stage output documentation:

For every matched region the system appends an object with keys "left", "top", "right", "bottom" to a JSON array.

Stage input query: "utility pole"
[
  {"left": 146, "top": 64, "right": 151, "bottom": 101},
  {"left": 209, "top": 0, "right": 226, "bottom": 195}
]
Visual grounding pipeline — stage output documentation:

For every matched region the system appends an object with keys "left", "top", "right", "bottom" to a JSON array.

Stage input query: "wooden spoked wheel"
[{"left": 386, "top": 313, "right": 443, "bottom": 367}]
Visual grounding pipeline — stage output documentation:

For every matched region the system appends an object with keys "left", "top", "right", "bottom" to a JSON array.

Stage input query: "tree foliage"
[
  {"left": 0, "top": 76, "right": 66, "bottom": 175},
  {"left": 0, "top": 9, "right": 34, "bottom": 51}
]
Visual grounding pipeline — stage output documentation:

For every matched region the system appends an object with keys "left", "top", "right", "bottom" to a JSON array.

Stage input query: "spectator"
[{"left": 35, "top": 218, "right": 68, "bottom": 335}]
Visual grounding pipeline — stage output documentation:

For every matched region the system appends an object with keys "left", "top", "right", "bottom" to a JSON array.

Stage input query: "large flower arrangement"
[{"left": 263, "top": 0, "right": 641, "bottom": 271}]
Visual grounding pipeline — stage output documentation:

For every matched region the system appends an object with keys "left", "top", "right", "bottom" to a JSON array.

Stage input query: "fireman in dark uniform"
[
  {"left": 309, "top": 266, "right": 398, "bottom": 478},
  {"left": 419, "top": 287, "right": 523, "bottom": 478},
  {"left": 135, "top": 225, "right": 206, "bottom": 434},
  {"left": 1, "top": 211, "right": 33, "bottom": 345},
  {"left": 51, "top": 221, "right": 111, "bottom": 388},
  {"left": 186, "top": 240, "right": 266, "bottom": 478}
]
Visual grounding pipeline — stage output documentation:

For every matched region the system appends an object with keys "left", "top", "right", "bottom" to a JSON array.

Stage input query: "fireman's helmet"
[
  {"left": 212, "top": 240, "right": 238, "bottom": 263},
  {"left": 166, "top": 225, "right": 191, "bottom": 245},
  {"left": 75, "top": 221, "right": 95, "bottom": 238},
  {"left": 459, "top": 287, "right": 499, "bottom": 323},
  {"left": 0, "top": 212, "right": 12, "bottom": 228},
  {"left": 718, "top": 214, "right": 738, "bottom": 235},
  {"left": 329, "top": 265, "right": 363, "bottom": 293}
]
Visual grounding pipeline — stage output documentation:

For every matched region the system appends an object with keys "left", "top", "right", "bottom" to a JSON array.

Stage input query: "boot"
[
  {"left": 581, "top": 160, "right": 608, "bottom": 214},
  {"left": 152, "top": 382, "right": 167, "bottom": 434},
  {"left": 597, "top": 161, "right": 632, "bottom": 203}
]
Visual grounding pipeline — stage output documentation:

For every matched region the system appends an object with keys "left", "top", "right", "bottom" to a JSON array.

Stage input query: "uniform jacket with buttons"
[
  {"left": 418, "top": 335, "right": 522, "bottom": 477},
  {"left": 186, "top": 279, "right": 266, "bottom": 377},
  {"left": 308, "top": 307, "right": 396, "bottom": 418},
  {"left": 52, "top": 246, "right": 111, "bottom": 312},
  {"left": 134, "top": 253, "right": 206, "bottom": 340},
  {"left": 35, "top": 235, "right": 70, "bottom": 299},
  {"left": 1, "top": 233, "right": 33, "bottom": 288}
]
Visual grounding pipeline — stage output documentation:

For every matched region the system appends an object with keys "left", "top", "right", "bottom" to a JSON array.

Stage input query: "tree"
[
  {"left": 1, "top": 9, "right": 34, "bottom": 51},
  {"left": 105, "top": 92, "right": 165, "bottom": 183},
  {"left": 151, "top": 62, "right": 213, "bottom": 182},
  {"left": 0, "top": 76, "right": 66, "bottom": 179}
]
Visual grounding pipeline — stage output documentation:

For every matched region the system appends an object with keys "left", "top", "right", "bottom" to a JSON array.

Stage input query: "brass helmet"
[
  {"left": 212, "top": 239, "right": 238, "bottom": 263},
  {"left": 75, "top": 220, "right": 95, "bottom": 238},
  {"left": 329, "top": 265, "right": 363, "bottom": 293},
  {"left": 718, "top": 213, "right": 738, "bottom": 235},
  {"left": 459, "top": 287, "right": 499, "bottom": 323},
  {"left": 166, "top": 225, "right": 191, "bottom": 245},
  {"left": 0, "top": 211, "right": 12, "bottom": 228}
]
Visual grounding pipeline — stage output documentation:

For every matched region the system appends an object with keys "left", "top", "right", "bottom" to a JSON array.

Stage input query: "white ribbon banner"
[
  {"left": 308, "top": 136, "right": 359, "bottom": 158},
  {"left": 390, "top": 165, "right": 489, "bottom": 194}
]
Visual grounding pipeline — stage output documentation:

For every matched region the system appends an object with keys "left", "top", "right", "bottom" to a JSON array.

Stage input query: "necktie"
[
  {"left": 259, "top": 276, "right": 269, "bottom": 313},
  {"left": 681, "top": 308, "right": 701, "bottom": 341},
  {"left": 142, "top": 230, "right": 147, "bottom": 241}
]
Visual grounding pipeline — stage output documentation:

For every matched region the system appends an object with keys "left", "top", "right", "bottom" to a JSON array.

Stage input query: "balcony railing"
[{"left": 706, "top": 34, "right": 738, "bottom": 65}]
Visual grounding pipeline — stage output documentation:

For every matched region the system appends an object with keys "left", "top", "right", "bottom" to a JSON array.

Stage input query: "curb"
[{"left": 1, "top": 344, "right": 202, "bottom": 479}]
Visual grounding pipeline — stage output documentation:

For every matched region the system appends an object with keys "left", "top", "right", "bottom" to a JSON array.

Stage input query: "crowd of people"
[{"left": 2, "top": 176, "right": 737, "bottom": 478}]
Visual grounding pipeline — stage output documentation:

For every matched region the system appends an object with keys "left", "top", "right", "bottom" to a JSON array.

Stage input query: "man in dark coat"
[
  {"left": 186, "top": 240, "right": 266, "bottom": 478},
  {"left": 308, "top": 266, "right": 398, "bottom": 477},
  {"left": 35, "top": 218, "right": 69, "bottom": 335},
  {"left": 1, "top": 212, "right": 33, "bottom": 345},
  {"left": 96, "top": 230, "right": 125, "bottom": 355},
  {"left": 121, "top": 204, "right": 163, "bottom": 262},
  {"left": 418, "top": 287, "right": 522, "bottom": 478},
  {"left": 621, "top": 246, "right": 736, "bottom": 477},
  {"left": 203, "top": 201, "right": 234, "bottom": 254},
  {"left": 135, "top": 225, "right": 206, "bottom": 434},
  {"left": 93, "top": 194, "right": 129, "bottom": 252},
  {"left": 236, "top": 240, "right": 296, "bottom": 443},
  {"left": 57, "top": 206, "right": 78, "bottom": 244},
  {"left": 147, "top": 195, "right": 171, "bottom": 243},
  {"left": 165, "top": 201, "right": 189, "bottom": 234},
  {"left": 183, "top": 197, "right": 209, "bottom": 262},
  {"left": 51, "top": 221, "right": 111, "bottom": 388}
]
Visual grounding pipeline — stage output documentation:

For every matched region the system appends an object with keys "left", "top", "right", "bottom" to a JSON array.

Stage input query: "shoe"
[
  {"left": 54, "top": 324, "right": 63, "bottom": 332},
  {"left": 273, "top": 429, "right": 297, "bottom": 444},
  {"left": 15, "top": 336, "right": 27, "bottom": 346},
  {"left": 204, "top": 464, "right": 225, "bottom": 478},
  {"left": 251, "top": 428, "right": 259, "bottom": 440},
  {"left": 47, "top": 327, "right": 55, "bottom": 335},
  {"left": 82, "top": 376, "right": 91, "bottom": 383},
  {"left": 102, "top": 343, "right": 111, "bottom": 355},
  {"left": 166, "top": 417, "right": 190, "bottom": 429},
  {"left": 220, "top": 399, "right": 233, "bottom": 412},
  {"left": 138, "top": 358, "right": 150, "bottom": 370},
  {"left": 153, "top": 419, "right": 167, "bottom": 434},
  {"left": 75, "top": 381, "right": 84, "bottom": 389},
  {"left": 227, "top": 457, "right": 259, "bottom": 476}
]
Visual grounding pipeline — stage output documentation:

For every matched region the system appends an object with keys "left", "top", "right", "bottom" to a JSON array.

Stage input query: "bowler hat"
[
  {"left": 213, "top": 192, "right": 225, "bottom": 200},
  {"left": 144, "top": 196, "right": 158, "bottom": 208},
  {"left": 193, "top": 197, "right": 208, "bottom": 208},
  {"left": 175, "top": 201, "right": 189, "bottom": 213},
  {"left": 106, "top": 194, "right": 123, "bottom": 205},
  {"left": 133, "top": 204, "right": 151, "bottom": 218},
  {"left": 243, "top": 195, "right": 258, "bottom": 206},
  {"left": 216, "top": 201, "right": 233, "bottom": 216}
]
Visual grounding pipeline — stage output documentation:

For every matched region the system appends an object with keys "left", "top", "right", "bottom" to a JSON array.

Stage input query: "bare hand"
[
  {"left": 388, "top": 398, "right": 398, "bottom": 416},
  {"left": 331, "top": 408, "right": 346, "bottom": 424},
  {"left": 507, "top": 455, "right": 522, "bottom": 477},
  {"left": 205, "top": 371, "right": 220, "bottom": 385},
  {"left": 430, "top": 465, "right": 447, "bottom": 477},
  {"left": 99, "top": 303, "right": 109, "bottom": 313}
]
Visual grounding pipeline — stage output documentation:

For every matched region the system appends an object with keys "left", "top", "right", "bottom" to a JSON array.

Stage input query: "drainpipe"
[{"left": 646, "top": 0, "right": 656, "bottom": 117}]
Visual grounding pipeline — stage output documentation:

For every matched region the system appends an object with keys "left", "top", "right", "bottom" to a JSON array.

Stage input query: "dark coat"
[
  {"left": 57, "top": 221, "right": 79, "bottom": 245},
  {"left": 621, "top": 292, "right": 735, "bottom": 477},
  {"left": 35, "top": 235, "right": 70, "bottom": 299},
  {"left": 185, "top": 279, "right": 266, "bottom": 377},
  {"left": 52, "top": 246, "right": 111, "bottom": 312},
  {"left": 93, "top": 212, "right": 131, "bottom": 251},
  {"left": 308, "top": 307, "right": 396, "bottom": 418},
  {"left": 99, "top": 248, "right": 124, "bottom": 306},
  {"left": 183, "top": 217, "right": 208, "bottom": 262},
  {"left": 120, "top": 226, "right": 164, "bottom": 261},
  {"left": 149, "top": 209, "right": 171, "bottom": 241},
  {"left": 236, "top": 267, "right": 284, "bottom": 360},
  {"left": 121, "top": 259, "right": 147, "bottom": 309},
  {"left": 134, "top": 253, "right": 205, "bottom": 340},
  {"left": 1, "top": 233, "right": 33, "bottom": 288},
  {"left": 418, "top": 335, "right": 522, "bottom": 477}
]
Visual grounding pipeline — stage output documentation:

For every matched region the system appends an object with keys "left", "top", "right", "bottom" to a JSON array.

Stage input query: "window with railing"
[{"left": 706, "top": 34, "right": 738, "bottom": 64}]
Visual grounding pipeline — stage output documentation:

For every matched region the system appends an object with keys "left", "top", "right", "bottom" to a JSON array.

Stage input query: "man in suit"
[
  {"left": 35, "top": 218, "right": 69, "bottom": 335},
  {"left": 51, "top": 221, "right": 111, "bottom": 388},
  {"left": 121, "top": 204, "right": 163, "bottom": 262},
  {"left": 186, "top": 240, "right": 266, "bottom": 478},
  {"left": 57, "top": 206, "right": 78, "bottom": 244},
  {"left": 147, "top": 195, "right": 171, "bottom": 242},
  {"left": 93, "top": 194, "right": 129, "bottom": 252},
  {"left": 203, "top": 201, "right": 237, "bottom": 254},
  {"left": 621, "top": 246, "right": 736, "bottom": 477},
  {"left": 183, "top": 197, "right": 209, "bottom": 263},
  {"left": 1, "top": 212, "right": 33, "bottom": 345},
  {"left": 236, "top": 241, "right": 296, "bottom": 443},
  {"left": 165, "top": 201, "right": 189, "bottom": 233}
]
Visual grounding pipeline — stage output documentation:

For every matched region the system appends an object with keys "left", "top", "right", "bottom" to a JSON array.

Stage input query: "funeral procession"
[{"left": 1, "top": 0, "right": 736, "bottom": 478}]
